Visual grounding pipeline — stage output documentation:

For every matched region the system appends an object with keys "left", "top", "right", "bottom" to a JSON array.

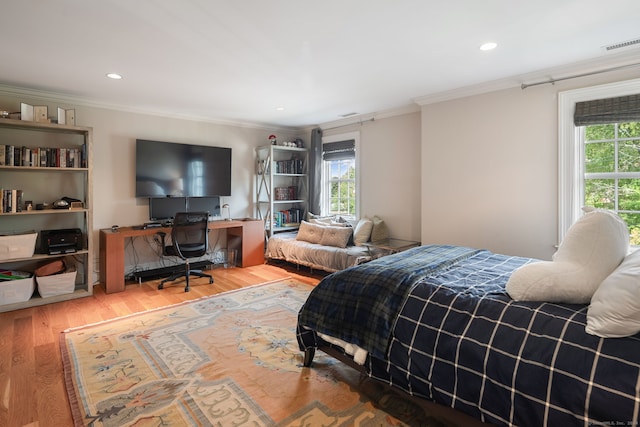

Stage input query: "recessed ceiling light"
[
  {"left": 106, "top": 73, "right": 122, "bottom": 80},
  {"left": 480, "top": 42, "right": 497, "bottom": 51},
  {"left": 275, "top": 106, "right": 285, "bottom": 111}
]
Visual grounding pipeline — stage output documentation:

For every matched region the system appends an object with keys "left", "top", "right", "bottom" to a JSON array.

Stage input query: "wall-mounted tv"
[{"left": 135, "top": 139, "right": 232, "bottom": 198}]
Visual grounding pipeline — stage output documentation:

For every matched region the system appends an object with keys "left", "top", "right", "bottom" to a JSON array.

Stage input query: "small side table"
[{"left": 362, "top": 238, "right": 421, "bottom": 258}]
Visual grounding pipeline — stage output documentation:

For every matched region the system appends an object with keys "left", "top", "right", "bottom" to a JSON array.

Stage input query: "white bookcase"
[{"left": 255, "top": 145, "right": 308, "bottom": 238}]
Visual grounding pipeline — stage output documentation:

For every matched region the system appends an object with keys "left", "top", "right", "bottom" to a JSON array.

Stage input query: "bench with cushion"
[{"left": 265, "top": 215, "right": 388, "bottom": 273}]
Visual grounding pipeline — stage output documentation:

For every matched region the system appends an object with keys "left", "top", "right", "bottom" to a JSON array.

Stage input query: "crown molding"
[
  {"left": 0, "top": 81, "right": 419, "bottom": 133},
  {"left": 413, "top": 49, "right": 640, "bottom": 106},
  {"left": 317, "top": 104, "right": 421, "bottom": 131},
  {"left": 2, "top": 48, "right": 637, "bottom": 132},
  {"left": 0, "top": 83, "right": 301, "bottom": 133}
]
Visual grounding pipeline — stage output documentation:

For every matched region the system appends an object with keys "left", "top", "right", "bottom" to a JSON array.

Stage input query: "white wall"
[
  {"left": 321, "top": 111, "right": 422, "bottom": 241},
  {"left": 74, "top": 107, "right": 301, "bottom": 229},
  {"left": 0, "top": 90, "right": 300, "bottom": 279},
  {"left": 0, "top": 88, "right": 422, "bottom": 280},
  {"left": 420, "top": 68, "right": 640, "bottom": 260},
  {"left": 4, "top": 61, "right": 634, "bottom": 274}
]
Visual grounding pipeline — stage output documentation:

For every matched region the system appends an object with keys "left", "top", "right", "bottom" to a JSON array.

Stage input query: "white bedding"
[{"left": 317, "top": 332, "right": 368, "bottom": 365}]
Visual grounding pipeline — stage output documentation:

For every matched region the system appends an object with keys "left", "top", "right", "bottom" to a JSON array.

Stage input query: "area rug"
[{"left": 61, "top": 278, "right": 458, "bottom": 427}]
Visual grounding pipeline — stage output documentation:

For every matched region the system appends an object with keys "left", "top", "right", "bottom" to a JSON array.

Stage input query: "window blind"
[
  {"left": 574, "top": 93, "right": 640, "bottom": 126},
  {"left": 322, "top": 139, "right": 355, "bottom": 161}
]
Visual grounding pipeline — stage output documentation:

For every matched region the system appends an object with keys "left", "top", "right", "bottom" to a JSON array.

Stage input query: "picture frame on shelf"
[
  {"left": 34, "top": 106, "right": 48, "bottom": 123},
  {"left": 57, "top": 108, "right": 76, "bottom": 126},
  {"left": 20, "top": 103, "right": 33, "bottom": 121}
]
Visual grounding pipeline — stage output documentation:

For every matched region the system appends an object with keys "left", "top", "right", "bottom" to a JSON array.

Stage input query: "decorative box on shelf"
[
  {"left": 36, "top": 268, "right": 77, "bottom": 298},
  {"left": 0, "top": 231, "right": 37, "bottom": 260},
  {"left": 0, "top": 271, "right": 34, "bottom": 305}
]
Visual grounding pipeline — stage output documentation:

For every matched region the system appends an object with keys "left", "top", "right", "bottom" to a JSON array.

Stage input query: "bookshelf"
[
  {"left": 0, "top": 118, "right": 93, "bottom": 312},
  {"left": 255, "top": 145, "right": 308, "bottom": 238}
]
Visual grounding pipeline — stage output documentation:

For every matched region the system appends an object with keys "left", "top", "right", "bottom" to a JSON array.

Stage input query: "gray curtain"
[
  {"left": 574, "top": 94, "right": 640, "bottom": 125},
  {"left": 308, "top": 127, "right": 322, "bottom": 215}
]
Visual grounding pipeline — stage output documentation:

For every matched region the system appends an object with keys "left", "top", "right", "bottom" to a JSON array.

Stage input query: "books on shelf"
[
  {"left": 1, "top": 189, "right": 23, "bottom": 213},
  {"left": 0, "top": 144, "right": 87, "bottom": 168},
  {"left": 272, "top": 158, "right": 304, "bottom": 174},
  {"left": 274, "top": 186, "right": 297, "bottom": 201},
  {"left": 273, "top": 208, "right": 304, "bottom": 228}
]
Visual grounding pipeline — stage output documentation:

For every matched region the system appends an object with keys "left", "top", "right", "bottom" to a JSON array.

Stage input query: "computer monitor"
[
  {"left": 148, "top": 197, "right": 187, "bottom": 222},
  {"left": 187, "top": 196, "right": 221, "bottom": 219}
]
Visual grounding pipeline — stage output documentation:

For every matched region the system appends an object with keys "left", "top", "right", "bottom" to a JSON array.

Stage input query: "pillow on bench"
[
  {"left": 319, "top": 225, "right": 353, "bottom": 248},
  {"left": 371, "top": 215, "right": 389, "bottom": 242},
  {"left": 353, "top": 217, "right": 373, "bottom": 245},
  {"left": 296, "top": 221, "right": 352, "bottom": 248}
]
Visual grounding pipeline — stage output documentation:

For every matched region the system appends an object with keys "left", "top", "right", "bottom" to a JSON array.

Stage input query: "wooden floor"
[
  {"left": 0, "top": 261, "right": 490, "bottom": 427},
  {"left": 0, "top": 262, "right": 324, "bottom": 427}
]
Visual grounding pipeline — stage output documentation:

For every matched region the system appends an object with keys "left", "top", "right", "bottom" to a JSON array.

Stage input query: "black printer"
[{"left": 40, "top": 228, "right": 83, "bottom": 255}]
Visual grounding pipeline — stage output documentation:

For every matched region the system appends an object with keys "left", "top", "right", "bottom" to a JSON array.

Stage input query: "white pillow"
[
  {"left": 319, "top": 225, "right": 353, "bottom": 248},
  {"left": 309, "top": 217, "right": 333, "bottom": 225},
  {"left": 586, "top": 250, "right": 640, "bottom": 337},
  {"left": 307, "top": 212, "right": 335, "bottom": 222},
  {"left": 353, "top": 217, "right": 373, "bottom": 245},
  {"left": 310, "top": 217, "right": 348, "bottom": 227},
  {"left": 295, "top": 221, "right": 324, "bottom": 244},
  {"left": 506, "top": 209, "right": 629, "bottom": 303}
]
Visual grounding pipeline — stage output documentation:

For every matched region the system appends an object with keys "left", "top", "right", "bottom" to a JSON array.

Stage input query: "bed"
[{"left": 297, "top": 235, "right": 640, "bottom": 426}]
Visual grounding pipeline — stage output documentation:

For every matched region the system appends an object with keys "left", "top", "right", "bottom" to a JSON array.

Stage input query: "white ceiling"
[{"left": 1, "top": 1, "right": 639, "bottom": 128}]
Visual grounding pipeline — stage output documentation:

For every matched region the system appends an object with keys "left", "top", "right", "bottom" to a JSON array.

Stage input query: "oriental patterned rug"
[{"left": 60, "top": 278, "right": 458, "bottom": 427}]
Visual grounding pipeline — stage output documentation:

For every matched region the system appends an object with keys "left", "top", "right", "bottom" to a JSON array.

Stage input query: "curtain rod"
[
  {"left": 322, "top": 117, "right": 375, "bottom": 131},
  {"left": 521, "top": 62, "right": 640, "bottom": 89}
]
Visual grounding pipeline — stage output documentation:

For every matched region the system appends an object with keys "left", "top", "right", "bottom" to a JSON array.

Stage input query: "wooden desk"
[{"left": 99, "top": 218, "right": 264, "bottom": 293}]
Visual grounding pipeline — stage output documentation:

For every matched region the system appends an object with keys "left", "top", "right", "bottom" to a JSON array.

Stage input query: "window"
[
  {"left": 320, "top": 132, "right": 360, "bottom": 219},
  {"left": 582, "top": 122, "right": 640, "bottom": 244},
  {"left": 559, "top": 79, "right": 640, "bottom": 244}
]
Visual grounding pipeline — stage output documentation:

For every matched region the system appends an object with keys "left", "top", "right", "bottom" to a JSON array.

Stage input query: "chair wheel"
[
  {"left": 158, "top": 284, "right": 164, "bottom": 290},
  {"left": 209, "top": 278, "right": 213, "bottom": 284},
  {"left": 184, "top": 287, "right": 190, "bottom": 292}
]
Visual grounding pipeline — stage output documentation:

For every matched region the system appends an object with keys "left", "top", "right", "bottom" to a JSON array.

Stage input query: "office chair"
[{"left": 157, "top": 211, "right": 214, "bottom": 292}]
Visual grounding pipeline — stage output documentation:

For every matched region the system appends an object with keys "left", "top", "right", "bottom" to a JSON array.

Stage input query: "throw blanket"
[{"left": 297, "top": 245, "right": 481, "bottom": 359}]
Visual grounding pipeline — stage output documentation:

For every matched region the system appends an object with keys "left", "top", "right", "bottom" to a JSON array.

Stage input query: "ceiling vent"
[{"left": 605, "top": 38, "right": 640, "bottom": 51}]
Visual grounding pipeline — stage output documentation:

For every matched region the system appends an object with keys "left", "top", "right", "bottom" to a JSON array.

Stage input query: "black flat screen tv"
[{"left": 136, "top": 139, "right": 232, "bottom": 198}]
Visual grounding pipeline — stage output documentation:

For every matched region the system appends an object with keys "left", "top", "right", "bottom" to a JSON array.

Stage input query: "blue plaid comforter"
[
  {"left": 297, "top": 245, "right": 480, "bottom": 360},
  {"left": 297, "top": 245, "right": 640, "bottom": 427}
]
